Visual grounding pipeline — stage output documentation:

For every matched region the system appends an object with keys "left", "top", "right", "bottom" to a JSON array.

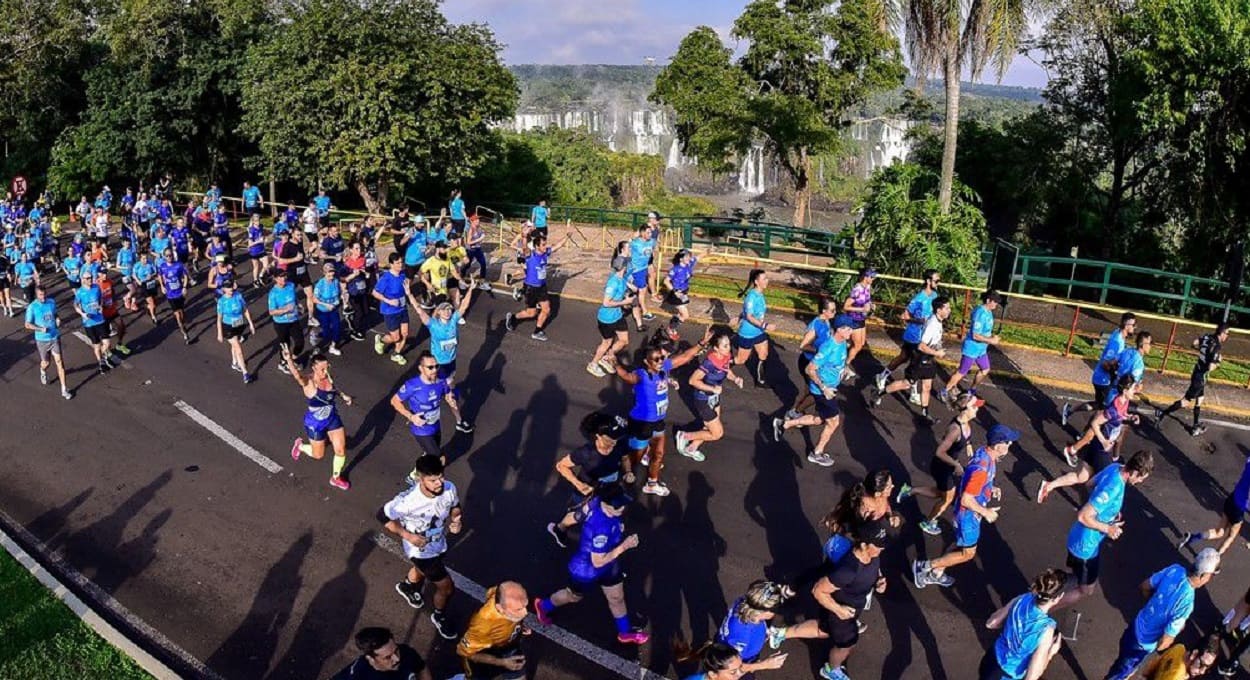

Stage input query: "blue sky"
[{"left": 443, "top": 0, "right": 1049, "bottom": 89}]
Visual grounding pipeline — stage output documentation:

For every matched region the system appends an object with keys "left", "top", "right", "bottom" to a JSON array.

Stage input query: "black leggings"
[
  {"left": 347, "top": 293, "right": 370, "bottom": 333},
  {"left": 273, "top": 320, "right": 305, "bottom": 357}
]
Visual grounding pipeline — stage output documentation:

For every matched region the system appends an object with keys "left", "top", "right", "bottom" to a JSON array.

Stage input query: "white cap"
[{"left": 1196, "top": 547, "right": 1221, "bottom": 575}]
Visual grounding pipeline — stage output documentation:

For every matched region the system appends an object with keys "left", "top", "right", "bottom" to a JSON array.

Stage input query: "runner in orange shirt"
[{"left": 96, "top": 270, "right": 130, "bottom": 355}]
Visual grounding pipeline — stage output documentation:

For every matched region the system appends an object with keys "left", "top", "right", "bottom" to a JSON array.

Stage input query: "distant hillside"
[{"left": 510, "top": 64, "right": 1043, "bottom": 123}]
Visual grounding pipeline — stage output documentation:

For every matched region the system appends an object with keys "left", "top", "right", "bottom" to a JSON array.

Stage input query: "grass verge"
[{"left": 0, "top": 548, "right": 152, "bottom": 680}]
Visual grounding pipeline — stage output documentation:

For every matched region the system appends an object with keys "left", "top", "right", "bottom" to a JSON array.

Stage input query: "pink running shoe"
[
  {"left": 290, "top": 438, "right": 303, "bottom": 461},
  {"left": 617, "top": 630, "right": 650, "bottom": 645},
  {"left": 533, "top": 598, "right": 553, "bottom": 626},
  {"left": 329, "top": 476, "right": 350, "bottom": 491}
]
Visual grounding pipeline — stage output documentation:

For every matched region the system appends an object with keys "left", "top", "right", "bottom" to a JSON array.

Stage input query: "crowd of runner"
[{"left": 3, "top": 179, "right": 1250, "bottom": 680}]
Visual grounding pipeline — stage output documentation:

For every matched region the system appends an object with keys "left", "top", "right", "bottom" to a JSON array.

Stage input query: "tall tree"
[
  {"left": 897, "top": 0, "right": 1033, "bottom": 213},
  {"left": 653, "top": 0, "right": 906, "bottom": 226},
  {"left": 239, "top": 0, "right": 517, "bottom": 214}
]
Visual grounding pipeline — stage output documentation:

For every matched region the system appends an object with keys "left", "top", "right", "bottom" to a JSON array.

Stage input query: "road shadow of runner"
[
  {"left": 206, "top": 531, "right": 314, "bottom": 678},
  {"left": 266, "top": 532, "right": 372, "bottom": 680}
]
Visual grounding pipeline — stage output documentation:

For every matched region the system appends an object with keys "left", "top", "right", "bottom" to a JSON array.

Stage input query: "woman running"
[
  {"left": 1037, "top": 374, "right": 1140, "bottom": 503},
  {"left": 215, "top": 280, "right": 256, "bottom": 383},
  {"left": 341, "top": 241, "right": 370, "bottom": 340},
  {"left": 676, "top": 641, "right": 785, "bottom": 680},
  {"left": 663, "top": 248, "right": 697, "bottom": 341},
  {"left": 545, "top": 411, "right": 630, "bottom": 548},
  {"left": 533, "top": 486, "right": 650, "bottom": 644},
  {"left": 820, "top": 470, "right": 902, "bottom": 566},
  {"left": 207, "top": 254, "right": 236, "bottom": 297},
  {"left": 734, "top": 269, "right": 774, "bottom": 386},
  {"left": 895, "top": 393, "right": 982, "bottom": 535},
  {"left": 615, "top": 328, "right": 710, "bottom": 496},
  {"left": 412, "top": 288, "right": 476, "bottom": 401},
  {"left": 587, "top": 256, "right": 636, "bottom": 377},
  {"left": 712, "top": 580, "right": 822, "bottom": 673},
  {"left": 131, "top": 251, "right": 159, "bottom": 323},
  {"left": 464, "top": 213, "right": 490, "bottom": 291},
  {"left": 842, "top": 267, "right": 876, "bottom": 369},
  {"left": 789, "top": 296, "right": 839, "bottom": 420},
  {"left": 245, "top": 213, "right": 268, "bottom": 287},
  {"left": 772, "top": 315, "right": 855, "bottom": 466},
  {"left": 980, "top": 569, "right": 1066, "bottom": 680},
  {"left": 312, "top": 262, "right": 345, "bottom": 356},
  {"left": 676, "top": 330, "right": 742, "bottom": 462},
  {"left": 284, "top": 348, "right": 354, "bottom": 491}
]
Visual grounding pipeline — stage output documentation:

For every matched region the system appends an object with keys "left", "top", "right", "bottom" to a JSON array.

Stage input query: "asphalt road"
[{"left": 1, "top": 265, "right": 1249, "bottom": 680}]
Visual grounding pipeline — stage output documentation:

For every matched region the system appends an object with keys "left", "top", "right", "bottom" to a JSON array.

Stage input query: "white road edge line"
[
  {"left": 71, "top": 330, "right": 133, "bottom": 370},
  {"left": 0, "top": 529, "right": 184, "bottom": 680},
  {"left": 173, "top": 400, "right": 284, "bottom": 473},
  {"left": 371, "top": 533, "right": 666, "bottom": 680},
  {"left": 1046, "top": 393, "right": 1250, "bottom": 432}
]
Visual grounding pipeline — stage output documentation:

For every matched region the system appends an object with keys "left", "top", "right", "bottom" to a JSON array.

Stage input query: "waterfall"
[
  {"left": 666, "top": 139, "right": 681, "bottom": 169},
  {"left": 738, "top": 146, "right": 765, "bottom": 196}
]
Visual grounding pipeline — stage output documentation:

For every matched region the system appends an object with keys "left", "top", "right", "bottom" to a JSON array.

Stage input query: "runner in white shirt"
[{"left": 871, "top": 296, "right": 951, "bottom": 426}]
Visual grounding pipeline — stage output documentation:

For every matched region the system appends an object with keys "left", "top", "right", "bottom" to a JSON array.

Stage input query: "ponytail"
[
  {"left": 741, "top": 268, "right": 765, "bottom": 297},
  {"left": 672, "top": 639, "right": 740, "bottom": 672}
]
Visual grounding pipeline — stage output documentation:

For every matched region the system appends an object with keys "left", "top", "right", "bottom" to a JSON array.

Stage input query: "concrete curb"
[{"left": 0, "top": 509, "right": 223, "bottom": 680}]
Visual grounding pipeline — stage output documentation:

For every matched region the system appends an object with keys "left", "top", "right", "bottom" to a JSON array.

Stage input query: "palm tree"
[{"left": 897, "top": 0, "right": 1031, "bottom": 213}]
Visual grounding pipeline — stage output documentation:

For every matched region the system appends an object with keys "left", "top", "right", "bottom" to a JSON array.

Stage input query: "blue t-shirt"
[
  {"left": 242, "top": 186, "right": 262, "bottom": 208},
  {"left": 524, "top": 250, "right": 548, "bottom": 287},
  {"left": 133, "top": 262, "right": 156, "bottom": 286},
  {"left": 449, "top": 196, "right": 465, "bottom": 221},
  {"left": 1232, "top": 457, "right": 1250, "bottom": 511},
  {"left": 116, "top": 247, "right": 136, "bottom": 277},
  {"left": 15, "top": 260, "right": 36, "bottom": 286},
  {"left": 320, "top": 235, "right": 345, "bottom": 261},
  {"left": 738, "top": 289, "right": 767, "bottom": 339},
  {"left": 717, "top": 598, "right": 766, "bottom": 662},
  {"left": 374, "top": 271, "right": 408, "bottom": 316},
  {"left": 531, "top": 205, "right": 548, "bottom": 228},
  {"left": 1133, "top": 564, "right": 1194, "bottom": 650},
  {"left": 803, "top": 317, "right": 832, "bottom": 360},
  {"left": 629, "top": 358, "right": 674, "bottom": 423},
  {"left": 247, "top": 225, "right": 265, "bottom": 256},
  {"left": 268, "top": 283, "right": 299, "bottom": 323},
  {"left": 597, "top": 273, "right": 628, "bottom": 324},
  {"left": 427, "top": 314, "right": 460, "bottom": 365},
  {"left": 1092, "top": 330, "right": 1128, "bottom": 386},
  {"left": 62, "top": 256, "right": 82, "bottom": 281},
  {"left": 1067, "top": 463, "right": 1125, "bottom": 559},
  {"left": 217, "top": 294, "right": 246, "bottom": 327},
  {"left": 403, "top": 231, "right": 428, "bottom": 267},
  {"left": 314, "top": 278, "right": 340, "bottom": 312},
  {"left": 809, "top": 339, "right": 848, "bottom": 396},
  {"left": 74, "top": 286, "right": 105, "bottom": 327},
  {"left": 172, "top": 225, "right": 192, "bottom": 250},
  {"left": 628, "top": 238, "right": 652, "bottom": 274},
  {"left": 396, "top": 377, "right": 449, "bottom": 437},
  {"left": 994, "top": 593, "right": 1056, "bottom": 679},
  {"left": 669, "top": 258, "right": 696, "bottom": 292},
  {"left": 962, "top": 305, "right": 994, "bottom": 358},
  {"left": 159, "top": 262, "right": 187, "bottom": 298},
  {"left": 693, "top": 354, "right": 730, "bottom": 403},
  {"left": 568, "top": 502, "right": 623, "bottom": 583},
  {"left": 150, "top": 236, "right": 172, "bottom": 259},
  {"left": 25, "top": 299, "right": 59, "bottom": 342},
  {"left": 902, "top": 290, "right": 937, "bottom": 344},
  {"left": 1117, "top": 347, "right": 1145, "bottom": 383},
  {"left": 314, "top": 195, "right": 331, "bottom": 216}
]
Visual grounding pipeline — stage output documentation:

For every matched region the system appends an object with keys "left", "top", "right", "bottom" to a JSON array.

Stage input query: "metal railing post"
[
  {"left": 1099, "top": 264, "right": 1111, "bottom": 304},
  {"left": 1160, "top": 321, "right": 1177, "bottom": 373},
  {"left": 1065, "top": 306, "right": 1081, "bottom": 357},
  {"left": 1180, "top": 276, "right": 1193, "bottom": 317}
]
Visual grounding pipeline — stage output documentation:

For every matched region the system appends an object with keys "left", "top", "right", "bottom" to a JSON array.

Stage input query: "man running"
[
  {"left": 373, "top": 252, "right": 422, "bottom": 365},
  {"left": 329, "top": 627, "right": 431, "bottom": 680},
  {"left": 587, "top": 256, "right": 636, "bottom": 377},
  {"left": 877, "top": 269, "right": 941, "bottom": 400},
  {"left": 912, "top": 424, "right": 1018, "bottom": 588},
  {"left": 158, "top": 249, "right": 192, "bottom": 343},
  {"left": 504, "top": 231, "right": 569, "bottom": 341},
  {"left": 812, "top": 519, "right": 890, "bottom": 680},
  {"left": 391, "top": 350, "right": 467, "bottom": 464},
  {"left": 788, "top": 297, "right": 839, "bottom": 420},
  {"left": 268, "top": 269, "right": 305, "bottom": 374},
  {"left": 23, "top": 285, "right": 72, "bottom": 399},
  {"left": 73, "top": 274, "right": 113, "bottom": 374},
  {"left": 941, "top": 290, "right": 1001, "bottom": 403},
  {"left": 1117, "top": 331, "right": 1152, "bottom": 386},
  {"left": 1063, "top": 312, "right": 1136, "bottom": 426},
  {"left": 626, "top": 224, "right": 655, "bottom": 330},
  {"left": 383, "top": 455, "right": 462, "bottom": 640},
  {"left": 772, "top": 314, "right": 855, "bottom": 467},
  {"left": 456, "top": 581, "right": 530, "bottom": 680},
  {"left": 871, "top": 296, "right": 951, "bottom": 425},
  {"left": 546, "top": 412, "right": 630, "bottom": 548},
  {"left": 1156, "top": 324, "right": 1230, "bottom": 436},
  {"left": 1179, "top": 450, "right": 1250, "bottom": 554}
]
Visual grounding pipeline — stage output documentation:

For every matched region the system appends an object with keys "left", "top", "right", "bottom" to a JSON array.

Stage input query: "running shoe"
[
  {"left": 1036, "top": 481, "right": 1050, "bottom": 504},
  {"left": 895, "top": 482, "right": 913, "bottom": 503},
  {"left": 39, "top": 369, "right": 48, "bottom": 386},
  {"left": 478, "top": 281, "right": 492, "bottom": 292},
  {"left": 243, "top": 372, "right": 254, "bottom": 384},
  {"left": 679, "top": 445, "right": 705, "bottom": 463},
  {"left": 1218, "top": 660, "right": 1241, "bottom": 677},
  {"left": 642, "top": 313, "right": 656, "bottom": 321},
  {"left": 183, "top": 332, "right": 191, "bottom": 345},
  {"left": 374, "top": 334, "right": 385, "bottom": 355},
  {"left": 391, "top": 353, "right": 407, "bottom": 366},
  {"left": 617, "top": 629, "right": 650, "bottom": 645},
  {"left": 328, "top": 345, "right": 341, "bottom": 356},
  {"left": 352, "top": 331, "right": 366, "bottom": 341},
  {"left": 772, "top": 417, "right": 784, "bottom": 442},
  {"left": 586, "top": 362, "right": 606, "bottom": 377},
  {"left": 597, "top": 358, "right": 614, "bottom": 374},
  {"left": 929, "top": 571, "right": 955, "bottom": 587},
  {"left": 640, "top": 452, "right": 650, "bottom": 466},
  {"left": 912, "top": 560, "right": 929, "bottom": 589},
  {"left": 1177, "top": 532, "right": 1200, "bottom": 551},
  {"left": 278, "top": 362, "right": 291, "bottom": 375},
  {"left": 430, "top": 611, "right": 456, "bottom": 640},
  {"left": 329, "top": 476, "right": 350, "bottom": 491},
  {"left": 1061, "top": 402, "right": 1071, "bottom": 427},
  {"left": 1153, "top": 407, "right": 1164, "bottom": 424},
  {"left": 908, "top": 387, "right": 922, "bottom": 405},
  {"left": 231, "top": 360, "right": 242, "bottom": 373},
  {"left": 511, "top": 286, "right": 522, "bottom": 302},
  {"left": 1191, "top": 424, "right": 1208, "bottom": 437},
  {"left": 531, "top": 330, "right": 548, "bottom": 341},
  {"left": 290, "top": 438, "right": 303, "bottom": 461},
  {"left": 114, "top": 343, "right": 132, "bottom": 355},
  {"left": 307, "top": 315, "right": 320, "bottom": 327},
  {"left": 98, "top": 362, "right": 109, "bottom": 375},
  {"left": 533, "top": 598, "right": 553, "bottom": 626},
  {"left": 674, "top": 430, "right": 689, "bottom": 455},
  {"left": 455, "top": 420, "right": 474, "bottom": 434},
  {"left": 104, "top": 354, "right": 118, "bottom": 368},
  {"left": 869, "top": 387, "right": 883, "bottom": 407},
  {"left": 62, "top": 388, "right": 72, "bottom": 400},
  {"left": 457, "top": 317, "right": 465, "bottom": 326},
  {"left": 785, "top": 408, "right": 801, "bottom": 421},
  {"left": 504, "top": 312, "right": 516, "bottom": 332},
  {"left": 818, "top": 663, "right": 850, "bottom": 680},
  {"left": 642, "top": 480, "right": 670, "bottom": 496},
  {"left": 546, "top": 522, "right": 568, "bottom": 548},
  {"left": 755, "top": 363, "right": 767, "bottom": 387},
  {"left": 1062, "top": 446, "right": 1078, "bottom": 468},
  {"left": 857, "top": 620, "right": 868, "bottom": 635},
  {"left": 807, "top": 451, "right": 835, "bottom": 467},
  {"left": 875, "top": 370, "right": 889, "bottom": 392},
  {"left": 918, "top": 519, "right": 941, "bottom": 536},
  {"left": 766, "top": 626, "right": 787, "bottom": 650},
  {"left": 395, "top": 581, "right": 424, "bottom": 609}
]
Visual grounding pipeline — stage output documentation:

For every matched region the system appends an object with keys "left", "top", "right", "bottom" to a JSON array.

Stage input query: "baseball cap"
[
  {"left": 214, "top": 254, "right": 227, "bottom": 264},
  {"left": 273, "top": 268, "right": 288, "bottom": 277},
  {"left": 1196, "top": 547, "right": 1222, "bottom": 575},
  {"left": 833, "top": 314, "right": 855, "bottom": 330},
  {"left": 955, "top": 392, "right": 986, "bottom": 410},
  {"left": 855, "top": 518, "right": 892, "bottom": 548},
  {"left": 600, "top": 486, "right": 634, "bottom": 510},
  {"left": 987, "top": 424, "right": 1020, "bottom": 446},
  {"left": 610, "top": 255, "right": 628, "bottom": 272},
  {"left": 859, "top": 266, "right": 878, "bottom": 278}
]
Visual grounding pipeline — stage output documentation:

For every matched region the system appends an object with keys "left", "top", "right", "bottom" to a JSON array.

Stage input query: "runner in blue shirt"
[
  {"left": 533, "top": 487, "right": 650, "bottom": 645},
  {"left": 1055, "top": 450, "right": 1154, "bottom": 611},
  {"left": 980, "top": 568, "right": 1066, "bottom": 680},
  {"left": 676, "top": 642, "right": 766, "bottom": 680},
  {"left": 877, "top": 269, "right": 940, "bottom": 401},
  {"left": 204, "top": 183, "right": 221, "bottom": 211},
  {"left": 413, "top": 290, "right": 476, "bottom": 413},
  {"left": 1104, "top": 550, "right": 1219, "bottom": 680},
  {"left": 23, "top": 285, "right": 71, "bottom": 399},
  {"left": 788, "top": 296, "right": 839, "bottom": 421},
  {"left": 735, "top": 269, "right": 775, "bottom": 386},
  {"left": 241, "top": 181, "right": 263, "bottom": 216},
  {"left": 372, "top": 253, "right": 421, "bottom": 366},
  {"left": 713, "top": 580, "right": 810, "bottom": 673},
  {"left": 625, "top": 224, "right": 655, "bottom": 330},
  {"left": 215, "top": 280, "right": 256, "bottom": 383},
  {"left": 613, "top": 330, "right": 708, "bottom": 496},
  {"left": 158, "top": 250, "right": 192, "bottom": 343},
  {"left": 663, "top": 248, "right": 697, "bottom": 341},
  {"left": 530, "top": 199, "right": 549, "bottom": 231},
  {"left": 312, "top": 262, "right": 344, "bottom": 356},
  {"left": 283, "top": 349, "right": 355, "bottom": 491},
  {"left": 1180, "top": 450, "right": 1250, "bottom": 554},
  {"left": 587, "top": 257, "right": 638, "bottom": 377},
  {"left": 267, "top": 269, "right": 305, "bottom": 373},
  {"left": 774, "top": 315, "right": 855, "bottom": 466},
  {"left": 391, "top": 350, "right": 466, "bottom": 464},
  {"left": 14, "top": 252, "right": 38, "bottom": 303},
  {"left": 1116, "top": 331, "right": 1152, "bottom": 386},
  {"left": 62, "top": 252, "right": 83, "bottom": 287},
  {"left": 504, "top": 231, "right": 570, "bottom": 342},
  {"left": 283, "top": 202, "right": 299, "bottom": 232},
  {"left": 400, "top": 216, "right": 430, "bottom": 278},
  {"left": 210, "top": 205, "right": 231, "bottom": 255},
  {"left": 245, "top": 214, "right": 267, "bottom": 286},
  {"left": 73, "top": 276, "right": 113, "bottom": 373},
  {"left": 1040, "top": 374, "right": 1142, "bottom": 501},
  {"left": 131, "top": 252, "right": 159, "bottom": 324},
  {"left": 448, "top": 189, "right": 466, "bottom": 232},
  {"left": 314, "top": 190, "right": 332, "bottom": 230},
  {"left": 942, "top": 290, "right": 1002, "bottom": 402},
  {"left": 677, "top": 330, "right": 744, "bottom": 462},
  {"left": 1064, "top": 311, "right": 1137, "bottom": 426}
]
